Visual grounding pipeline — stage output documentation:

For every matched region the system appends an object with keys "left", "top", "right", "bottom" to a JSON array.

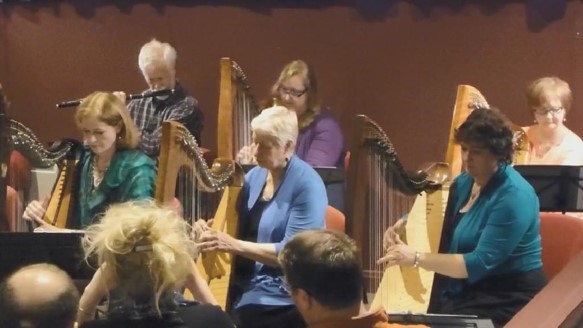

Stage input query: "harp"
[
  {"left": 217, "top": 57, "right": 260, "bottom": 160},
  {"left": 7, "top": 118, "right": 80, "bottom": 230},
  {"left": 511, "top": 124, "right": 530, "bottom": 165},
  {"left": 11, "top": 120, "right": 80, "bottom": 229},
  {"left": 155, "top": 121, "right": 243, "bottom": 310},
  {"left": 445, "top": 85, "right": 530, "bottom": 178},
  {"left": 345, "top": 115, "right": 449, "bottom": 313},
  {"left": 156, "top": 57, "right": 259, "bottom": 309},
  {"left": 445, "top": 85, "right": 490, "bottom": 178}
]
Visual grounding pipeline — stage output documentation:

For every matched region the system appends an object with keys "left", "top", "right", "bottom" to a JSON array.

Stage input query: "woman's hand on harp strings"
[
  {"left": 22, "top": 198, "right": 57, "bottom": 232},
  {"left": 236, "top": 144, "right": 258, "bottom": 165},
  {"left": 191, "top": 218, "right": 212, "bottom": 242},
  {"left": 196, "top": 228, "right": 239, "bottom": 254},
  {"left": 377, "top": 234, "right": 416, "bottom": 267},
  {"left": 382, "top": 218, "right": 407, "bottom": 251},
  {"left": 22, "top": 199, "right": 46, "bottom": 223}
]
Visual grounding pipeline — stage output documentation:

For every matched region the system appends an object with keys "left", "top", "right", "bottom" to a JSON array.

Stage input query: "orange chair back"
[
  {"left": 539, "top": 212, "right": 583, "bottom": 280},
  {"left": 325, "top": 205, "right": 345, "bottom": 232}
]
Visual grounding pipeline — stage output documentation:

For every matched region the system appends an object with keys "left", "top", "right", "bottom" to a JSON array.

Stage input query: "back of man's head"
[
  {"left": 0, "top": 263, "right": 80, "bottom": 328},
  {"left": 279, "top": 229, "right": 363, "bottom": 310}
]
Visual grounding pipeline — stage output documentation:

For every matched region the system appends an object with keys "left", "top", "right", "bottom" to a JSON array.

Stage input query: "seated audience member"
[
  {"left": 380, "top": 107, "right": 546, "bottom": 327},
  {"left": 198, "top": 106, "right": 327, "bottom": 328},
  {"left": 23, "top": 92, "right": 156, "bottom": 230},
  {"left": 523, "top": 76, "right": 583, "bottom": 165},
  {"left": 238, "top": 60, "right": 345, "bottom": 167},
  {"left": 0, "top": 263, "right": 80, "bottom": 328},
  {"left": 279, "top": 229, "right": 428, "bottom": 328},
  {"left": 77, "top": 201, "right": 232, "bottom": 328},
  {"left": 122, "top": 38, "right": 204, "bottom": 157}
]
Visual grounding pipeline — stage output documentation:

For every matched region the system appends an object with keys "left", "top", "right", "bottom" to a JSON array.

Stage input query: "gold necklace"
[
  {"left": 461, "top": 184, "right": 480, "bottom": 213},
  {"left": 92, "top": 156, "right": 109, "bottom": 188}
]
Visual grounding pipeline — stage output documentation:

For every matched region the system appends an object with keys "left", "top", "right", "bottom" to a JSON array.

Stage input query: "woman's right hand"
[
  {"left": 23, "top": 199, "right": 48, "bottom": 225},
  {"left": 23, "top": 198, "right": 62, "bottom": 232},
  {"left": 236, "top": 144, "right": 257, "bottom": 164},
  {"left": 383, "top": 218, "right": 407, "bottom": 251},
  {"left": 191, "top": 219, "right": 213, "bottom": 242}
]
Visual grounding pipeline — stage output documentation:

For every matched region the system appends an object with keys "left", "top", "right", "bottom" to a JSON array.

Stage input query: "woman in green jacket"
[{"left": 23, "top": 91, "right": 156, "bottom": 229}]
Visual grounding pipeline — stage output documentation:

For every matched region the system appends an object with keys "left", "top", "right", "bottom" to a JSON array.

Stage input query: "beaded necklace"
[{"left": 92, "top": 156, "right": 109, "bottom": 188}]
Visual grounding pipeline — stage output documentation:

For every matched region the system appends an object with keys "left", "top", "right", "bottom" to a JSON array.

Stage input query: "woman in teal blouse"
[
  {"left": 24, "top": 92, "right": 156, "bottom": 229},
  {"left": 379, "top": 107, "right": 546, "bottom": 327}
]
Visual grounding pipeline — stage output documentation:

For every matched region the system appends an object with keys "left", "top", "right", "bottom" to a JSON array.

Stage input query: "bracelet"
[{"left": 413, "top": 251, "right": 421, "bottom": 268}]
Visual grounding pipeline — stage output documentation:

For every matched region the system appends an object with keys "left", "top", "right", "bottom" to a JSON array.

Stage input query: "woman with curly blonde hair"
[{"left": 77, "top": 201, "right": 234, "bottom": 328}]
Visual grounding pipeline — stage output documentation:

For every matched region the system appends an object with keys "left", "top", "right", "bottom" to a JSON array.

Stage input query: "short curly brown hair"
[{"left": 455, "top": 107, "right": 514, "bottom": 164}]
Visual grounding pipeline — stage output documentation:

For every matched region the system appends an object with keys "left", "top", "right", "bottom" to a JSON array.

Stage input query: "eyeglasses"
[
  {"left": 279, "top": 86, "right": 308, "bottom": 98},
  {"left": 532, "top": 106, "right": 564, "bottom": 116}
]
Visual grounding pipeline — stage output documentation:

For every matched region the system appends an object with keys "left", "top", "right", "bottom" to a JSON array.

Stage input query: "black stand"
[
  {"left": 0, "top": 232, "right": 93, "bottom": 281},
  {"left": 514, "top": 165, "right": 583, "bottom": 213},
  {"left": 388, "top": 312, "right": 494, "bottom": 327}
]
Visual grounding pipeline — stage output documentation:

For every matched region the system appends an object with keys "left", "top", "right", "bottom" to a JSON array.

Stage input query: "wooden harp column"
[{"left": 217, "top": 57, "right": 260, "bottom": 160}]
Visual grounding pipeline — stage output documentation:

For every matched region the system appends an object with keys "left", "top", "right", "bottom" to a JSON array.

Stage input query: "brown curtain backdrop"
[{"left": 0, "top": 0, "right": 581, "bottom": 168}]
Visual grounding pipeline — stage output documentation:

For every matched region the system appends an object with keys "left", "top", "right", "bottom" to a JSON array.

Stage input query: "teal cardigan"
[
  {"left": 430, "top": 164, "right": 543, "bottom": 304},
  {"left": 73, "top": 147, "right": 156, "bottom": 228}
]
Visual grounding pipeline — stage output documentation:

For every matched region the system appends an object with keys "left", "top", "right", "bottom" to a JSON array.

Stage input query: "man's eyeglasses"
[
  {"left": 532, "top": 106, "right": 564, "bottom": 116},
  {"left": 279, "top": 86, "right": 308, "bottom": 98}
]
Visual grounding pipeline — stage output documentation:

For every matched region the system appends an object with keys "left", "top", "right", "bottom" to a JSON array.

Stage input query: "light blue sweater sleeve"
[{"left": 274, "top": 177, "right": 327, "bottom": 254}]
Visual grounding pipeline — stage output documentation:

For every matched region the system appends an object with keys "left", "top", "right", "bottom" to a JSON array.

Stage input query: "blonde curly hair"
[{"left": 82, "top": 200, "right": 195, "bottom": 314}]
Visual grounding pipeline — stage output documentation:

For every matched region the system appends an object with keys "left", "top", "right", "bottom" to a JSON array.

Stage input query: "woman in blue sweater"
[
  {"left": 198, "top": 106, "right": 327, "bottom": 328},
  {"left": 379, "top": 107, "right": 546, "bottom": 327}
]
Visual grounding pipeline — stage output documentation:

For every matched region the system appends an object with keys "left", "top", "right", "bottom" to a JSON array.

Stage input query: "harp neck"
[{"left": 217, "top": 57, "right": 259, "bottom": 159}]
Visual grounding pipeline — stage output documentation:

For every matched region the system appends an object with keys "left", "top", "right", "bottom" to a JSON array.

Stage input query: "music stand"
[{"left": 514, "top": 165, "right": 583, "bottom": 213}]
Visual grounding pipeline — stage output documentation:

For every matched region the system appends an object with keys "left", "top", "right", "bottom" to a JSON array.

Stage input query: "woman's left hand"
[
  {"left": 196, "top": 229, "right": 239, "bottom": 253},
  {"left": 377, "top": 234, "right": 416, "bottom": 267}
]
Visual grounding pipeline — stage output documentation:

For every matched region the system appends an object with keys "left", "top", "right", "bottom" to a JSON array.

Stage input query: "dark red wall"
[{"left": 1, "top": 1, "right": 581, "bottom": 169}]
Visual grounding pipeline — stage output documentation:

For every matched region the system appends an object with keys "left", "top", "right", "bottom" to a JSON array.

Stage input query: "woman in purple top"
[
  {"left": 271, "top": 60, "right": 345, "bottom": 167},
  {"left": 237, "top": 60, "right": 346, "bottom": 210}
]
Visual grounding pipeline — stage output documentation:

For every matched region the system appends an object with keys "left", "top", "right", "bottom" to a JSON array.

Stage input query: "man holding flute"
[{"left": 117, "top": 38, "right": 204, "bottom": 158}]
